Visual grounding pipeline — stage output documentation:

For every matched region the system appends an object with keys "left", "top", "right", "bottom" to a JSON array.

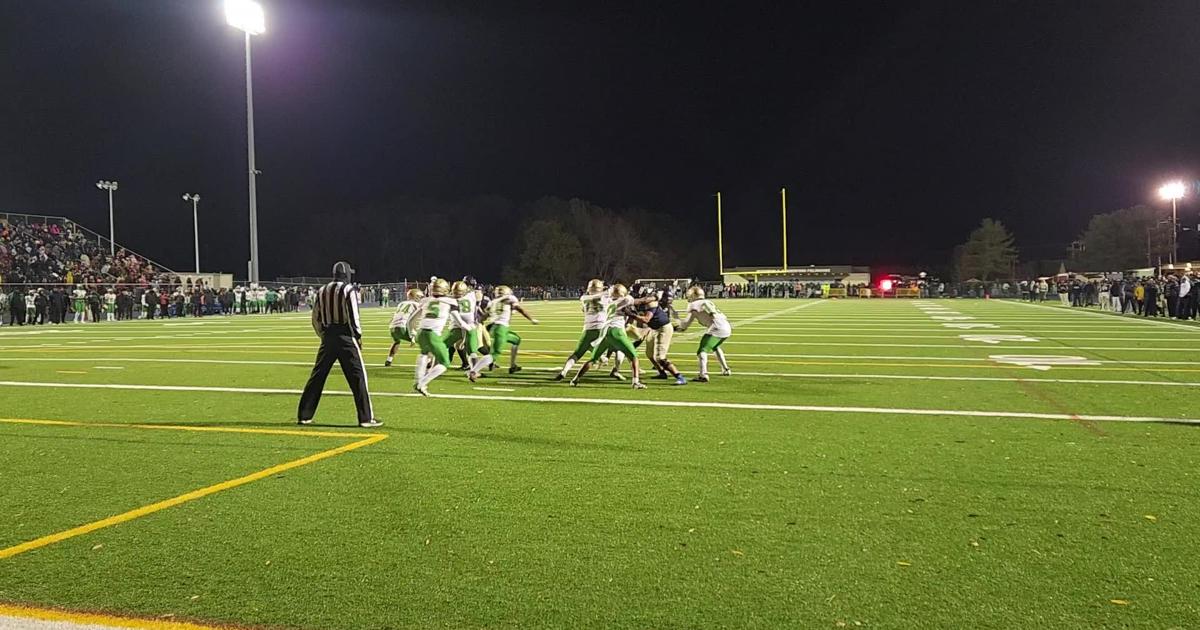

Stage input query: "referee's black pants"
[{"left": 298, "top": 324, "right": 374, "bottom": 423}]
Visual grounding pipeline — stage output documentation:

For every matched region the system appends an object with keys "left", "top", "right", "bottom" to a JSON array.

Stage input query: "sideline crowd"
[
  {"left": 0, "top": 283, "right": 318, "bottom": 325},
  {"left": 1018, "top": 275, "right": 1199, "bottom": 319}
]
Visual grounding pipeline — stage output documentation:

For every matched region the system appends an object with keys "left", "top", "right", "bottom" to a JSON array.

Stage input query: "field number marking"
[{"left": 989, "top": 355, "right": 1100, "bottom": 371}]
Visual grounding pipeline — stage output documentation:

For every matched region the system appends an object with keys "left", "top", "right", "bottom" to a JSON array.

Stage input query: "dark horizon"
[{"left": 4, "top": 1, "right": 1199, "bottom": 280}]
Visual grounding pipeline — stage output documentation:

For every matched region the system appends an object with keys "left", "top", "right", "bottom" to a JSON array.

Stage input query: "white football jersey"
[
  {"left": 687, "top": 299, "right": 731, "bottom": 337},
  {"left": 602, "top": 295, "right": 633, "bottom": 328},
  {"left": 389, "top": 300, "right": 420, "bottom": 330},
  {"left": 580, "top": 293, "right": 606, "bottom": 330},
  {"left": 453, "top": 292, "right": 478, "bottom": 328},
  {"left": 488, "top": 295, "right": 519, "bottom": 327},
  {"left": 418, "top": 296, "right": 459, "bottom": 334}
]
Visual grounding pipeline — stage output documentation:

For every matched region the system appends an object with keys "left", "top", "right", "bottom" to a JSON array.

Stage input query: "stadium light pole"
[
  {"left": 226, "top": 0, "right": 265, "bottom": 283},
  {"left": 183, "top": 194, "right": 202, "bottom": 272},
  {"left": 1159, "top": 180, "right": 1186, "bottom": 265},
  {"left": 715, "top": 191, "right": 724, "bottom": 275},
  {"left": 95, "top": 180, "right": 119, "bottom": 256},
  {"left": 780, "top": 187, "right": 788, "bottom": 270}
]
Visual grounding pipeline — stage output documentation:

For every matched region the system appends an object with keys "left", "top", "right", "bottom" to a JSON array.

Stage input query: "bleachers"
[{"left": 0, "top": 213, "right": 176, "bottom": 286}]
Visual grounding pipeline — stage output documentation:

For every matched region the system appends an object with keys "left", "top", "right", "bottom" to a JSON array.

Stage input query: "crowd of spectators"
[
  {"left": 1019, "top": 274, "right": 1200, "bottom": 319},
  {"left": 0, "top": 217, "right": 175, "bottom": 287},
  {"left": 0, "top": 282, "right": 324, "bottom": 325}
]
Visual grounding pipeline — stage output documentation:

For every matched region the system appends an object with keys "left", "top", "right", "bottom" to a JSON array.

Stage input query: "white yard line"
[
  {"left": 0, "top": 380, "right": 1196, "bottom": 425},
  {"left": 732, "top": 370, "right": 1200, "bottom": 387},
  {"left": 1000, "top": 300, "right": 1200, "bottom": 332},
  {"left": 6, "top": 353, "right": 1197, "bottom": 368}
]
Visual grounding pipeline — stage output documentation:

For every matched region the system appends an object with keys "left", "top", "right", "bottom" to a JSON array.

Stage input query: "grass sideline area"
[{"left": 0, "top": 298, "right": 1198, "bottom": 629}]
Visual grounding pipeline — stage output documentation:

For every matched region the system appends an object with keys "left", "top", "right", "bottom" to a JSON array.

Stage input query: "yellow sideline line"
[
  {"left": 0, "top": 420, "right": 387, "bottom": 561},
  {"left": 0, "top": 603, "right": 232, "bottom": 629}
]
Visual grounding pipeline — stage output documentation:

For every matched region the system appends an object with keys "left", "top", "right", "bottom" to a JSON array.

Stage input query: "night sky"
[{"left": 4, "top": 1, "right": 1199, "bottom": 279}]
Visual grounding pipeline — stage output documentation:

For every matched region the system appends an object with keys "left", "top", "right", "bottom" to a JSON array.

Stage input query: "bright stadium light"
[
  {"left": 225, "top": 0, "right": 265, "bottom": 35},
  {"left": 95, "top": 180, "right": 119, "bottom": 256},
  {"left": 1159, "top": 181, "right": 1186, "bottom": 201},
  {"left": 1159, "top": 180, "right": 1187, "bottom": 265},
  {"left": 226, "top": 0, "right": 265, "bottom": 283}
]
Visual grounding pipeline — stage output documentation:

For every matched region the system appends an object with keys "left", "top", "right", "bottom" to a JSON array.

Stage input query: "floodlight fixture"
[{"left": 225, "top": 0, "right": 265, "bottom": 35}]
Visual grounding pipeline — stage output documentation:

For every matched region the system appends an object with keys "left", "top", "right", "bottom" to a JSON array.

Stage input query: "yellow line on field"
[
  {"left": 0, "top": 422, "right": 387, "bottom": 561},
  {"left": 0, "top": 603, "right": 232, "bottom": 629}
]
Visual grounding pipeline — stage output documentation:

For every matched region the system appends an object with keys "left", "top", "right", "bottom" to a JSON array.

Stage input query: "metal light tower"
[
  {"left": 95, "top": 180, "right": 119, "bottom": 255},
  {"left": 1159, "top": 181, "right": 1186, "bottom": 265},
  {"left": 226, "top": 0, "right": 265, "bottom": 283},
  {"left": 183, "top": 194, "right": 202, "bottom": 273},
  {"left": 715, "top": 192, "right": 724, "bottom": 275},
  {"left": 780, "top": 187, "right": 788, "bottom": 270}
]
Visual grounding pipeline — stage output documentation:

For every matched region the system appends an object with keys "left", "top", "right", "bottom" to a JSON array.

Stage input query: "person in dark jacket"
[
  {"left": 34, "top": 289, "right": 49, "bottom": 324},
  {"left": 1165, "top": 276, "right": 1180, "bottom": 318},
  {"left": 9, "top": 289, "right": 26, "bottom": 326},
  {"left": 49, "top": 287, "right": 67, "bottom": 324},
  {"left": 1143, "top": 280, "right": 1159, "bottom": 317}
]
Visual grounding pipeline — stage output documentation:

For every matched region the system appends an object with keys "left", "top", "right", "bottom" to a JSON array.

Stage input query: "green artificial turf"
[{"left": 0, "top": 298, "right": 1198, "bottom": 629}]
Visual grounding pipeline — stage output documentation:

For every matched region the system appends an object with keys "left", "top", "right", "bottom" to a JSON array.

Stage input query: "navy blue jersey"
[{"left": 646, "top": 306, "right": 670, "bottom": 330}]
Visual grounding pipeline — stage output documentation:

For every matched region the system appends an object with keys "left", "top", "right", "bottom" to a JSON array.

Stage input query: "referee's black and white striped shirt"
[{"left": 311, "top": 281, "right": 362, "bottom": 338}]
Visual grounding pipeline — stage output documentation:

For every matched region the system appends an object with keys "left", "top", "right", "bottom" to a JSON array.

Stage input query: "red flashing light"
[{"left": 880, "top": 279, "right": 894, "bottom": 292}]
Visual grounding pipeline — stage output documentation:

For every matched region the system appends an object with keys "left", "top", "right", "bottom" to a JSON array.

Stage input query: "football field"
[{"left": 1, "top": 298, "right": 1197, "bottom": 629}]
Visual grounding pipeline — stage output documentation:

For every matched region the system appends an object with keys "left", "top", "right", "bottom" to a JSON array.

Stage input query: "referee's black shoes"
[{"left": 296, "top": 418, "right": 384, "bottom": 428}]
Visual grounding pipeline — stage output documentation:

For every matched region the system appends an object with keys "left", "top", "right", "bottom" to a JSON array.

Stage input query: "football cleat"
[
  {"left": 632, "top": 381, "right": 647, "bottom": 390},
  {"left": 609, "top": 369, "right": 626, "bottom": 381},
  {"left": 674, "top": 376, "right": 687, "bottom": 386},
  {"left": 721, "top": 368, "right": 733, "bottom": 376},
  {"left": 569, "top": 379, "right": 580, "bottom": 387},
  {"left": 553, "top": 373, "right": 565, "bottom": 381},
  {"left": 359, "top": 419, "right": 383, "bottom": 428},
  {"left": 695, "top": 375, "right": 709, "bottom": 383},
  {"left": 416, "top": 385, "right": 430, "bottom": 397},
  {"left": 467, "top": 371, "right": 479, "bottom": 383},
  {"left": 297, "top": 418, "right": 314, "bottom": 425},
  {"left": 509, "top": 365, "right": 523, "bottom": 374}
]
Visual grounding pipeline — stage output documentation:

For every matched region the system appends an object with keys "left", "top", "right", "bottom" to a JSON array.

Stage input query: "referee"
[{"left": 298, "top": 261, "right": 382, "bottom": 428}]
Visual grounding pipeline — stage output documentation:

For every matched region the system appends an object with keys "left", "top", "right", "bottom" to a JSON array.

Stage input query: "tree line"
[
  {"left": 953, "top": 203, "right": 1183, "bottom": 282},
  {"left": 284, "top": 195, "right": 712, "bottom": 284}
]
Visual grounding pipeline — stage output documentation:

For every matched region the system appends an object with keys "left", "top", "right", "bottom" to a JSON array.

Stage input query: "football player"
[{"left": 675, "top": 286, "right": 732, "bottom": 382}]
